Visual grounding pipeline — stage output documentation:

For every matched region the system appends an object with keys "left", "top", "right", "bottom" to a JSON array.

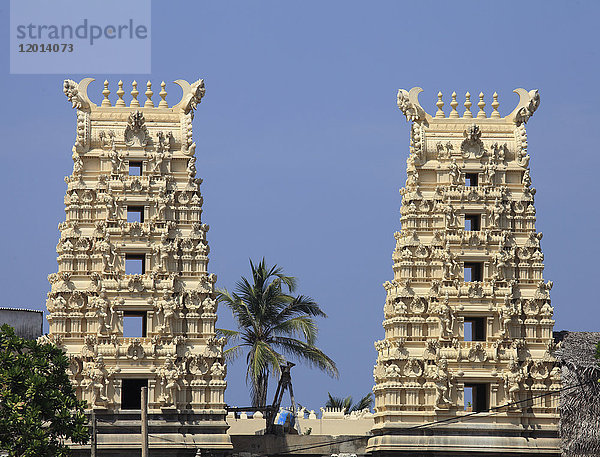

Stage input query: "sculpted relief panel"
[
  {"left": 44, "top": 78, "right": 228, "bottom": 416},
  {"left": 369, "top": 88, "right": 559, "bottom": 454}
]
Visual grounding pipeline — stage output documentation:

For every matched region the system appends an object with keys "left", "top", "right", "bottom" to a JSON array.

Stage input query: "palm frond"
[
  {"left": 326, "top": 393, "right": 352, "bottom": 410},
  {"left": 325, "top": 392, "right": 373, "bottom": 412},
  {"left": 350, "top": 392, "right": 374, "bottom": 412},
  {"left": 223, "top": 259, "right": 337, "bottom": 406},
  {"left": 247, "top": 340, "right": 284, "bottom": 383},
  {"left": 222, "top": 344, "right": 245, "bottom": 362},
  {"left": 271, "top": 316, "right": 318, "bottom": 345},
  {"left": 271, "top": 336, "right": 338, "bottom": 378}
]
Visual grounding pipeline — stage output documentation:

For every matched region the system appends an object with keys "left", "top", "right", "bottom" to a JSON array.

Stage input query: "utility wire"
[
  {"left": 274, "top": 378, "right": 595, "bottom": 455},
  {"left": 88, "top": 378, "right": 594, "bottom": 455},
  {"left": 95, "top": 417, "right": 188, "bottom": 445}
]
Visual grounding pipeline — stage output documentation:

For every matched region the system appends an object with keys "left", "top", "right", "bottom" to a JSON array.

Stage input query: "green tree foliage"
[
  {"left": 0, "top": 324, "right": 89, "bottom": 457},
  {"left": 218, "top": 259, "right": 338, "bottom": 408},
  {"left": 325, "top": 392, "right": 374, "bottom": 413}
]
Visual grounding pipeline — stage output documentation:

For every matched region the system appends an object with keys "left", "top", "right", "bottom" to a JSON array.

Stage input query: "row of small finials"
[
  {"left": 99, "top": 80, "right": 169, "bottom": 108},
  {"left": 98, "top": 80, "right": 502, "bottom": 118},
  {"left": 433, "top": 91, "right": 501, "bottom": 119}
]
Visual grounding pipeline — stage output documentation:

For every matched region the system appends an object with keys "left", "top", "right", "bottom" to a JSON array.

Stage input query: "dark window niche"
[
  {"left": 465, "top": 214, "right": 480, "bottom": 231},
  {"left": 121, "top": 378, "right": 147, "bottom": 410},
  {"left": 464, "top": 262, "right": 482, "bottom": 282},
  {"left": 125, "top": 254, "right": 145, "bottom": 275},
  {"left": 464, "top": 383, "right": 488, "bottom": 412},
  {"left": 129, "top": 161, "right": 142, "bottom": 176},
  {"left": 123, "top": 311, "right": 147, "bottom": 337},
  {"left": 464, "top": 317, "right": 486, "bottom": 341},
  {"left": 465, "top": 173, "right": 479, "bottom": 187},
  {"left": 127, "top": 206, "right": 145, "bottom": 223}
]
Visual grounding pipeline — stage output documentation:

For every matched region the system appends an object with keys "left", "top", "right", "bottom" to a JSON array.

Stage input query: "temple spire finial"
[
  {"left": 463, "top": 92, "right": 472, "bottom": 118},
  {"left": 477, "top": 92, "right": 486, "bottom": 119},
  {"left": 435, "top": 91, "right": 445, "bottom": 118},
  {"left": 101, "top": 80, "right": 111, "bottom": 107},
  {"left": 116, "top": 80, "right": 126, "bottom": 106},
  {"left": 130, "top": 80, "right": 140, "bottom": 107},
  {"left": 144, "top": 81, "right": 154, "bottom": 107}
]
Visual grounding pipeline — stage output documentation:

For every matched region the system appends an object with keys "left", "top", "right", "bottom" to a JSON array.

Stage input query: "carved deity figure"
[
  {"left": 443, "top": 205, "right": 459, "bottom": 228},
  {"left": 159, "top": 356, "right": 182, "bottom": 406},
  {"left": 522, "top": 169, "right": 532, "bottom": 188},
  {"left": 449, "top": 159, "right": 460, "bottom": 184},
  {"left": 405, "top": 172, "right": 418, "bottom": 190},
  {"left": 504, "top": 359, "right": 524, "bottom": 406},
  {"left": 441, "top": 243, "right": 458, "bottom": 279},
  {"left": 156, "top": 189, "right": 171, "bottom": 219},
  {"left": 499, "top": 294, "right": 516, "bottom": 339},
  {"left": 202, "top": 297, "right": 217, "bottom": 314},
  {"left": 86, "top": 357, "right": 111, "bottom": 406},
  {"left": 432, "top": 358, "right": 453, "bottom": 407},
  {"left": 153, "top": 151, "right": 165, "bottom": 174},
  {"left": 157, "top": 291, "right": 177, "bottom": 333},
  {"left": 490, "top": 198, "right": 503, "bottom": 228},
  {"left": 406, "top": 153, "right": 417, "bottom": 172},
  {"left": 109, "top": 149, "right": 121, "bottom": 174},
  {"left": 485, "top": 163, "right": 496, "bottom": 184},
  {"left": 97, "top": 238, "right": 116, "bottom": 273},
  {"left": 102, "top": 193, "right": 117, "bottom": 220},
  {"left": 493, "top": 142, "right": 506, "bottom": 163},
  {"left": 438, "top": 295, "right": 455, "bottom": 339},
  {"left": 95, "top": 293, "right": 112, "bottom": 335},
  {"left": 154, "top": 234, "right": 173, "bottom": 272},
  {"left": 72, "top": 152, "right": 84, "bottom": 177},
  {"left": 494, "top": 249, "right": 509, "bottom": 280},
  {"left": 187, "top": 157, "right": 197, "bottom": 178}
]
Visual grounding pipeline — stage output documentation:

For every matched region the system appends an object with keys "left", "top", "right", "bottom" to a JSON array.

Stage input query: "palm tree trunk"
[{"left": 253, "top": 371, "right": 269, "bottom": 408}]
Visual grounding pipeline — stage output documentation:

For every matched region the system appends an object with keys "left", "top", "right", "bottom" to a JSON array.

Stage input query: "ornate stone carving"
[
  {"left": 503, "top": 358, "right": 524, "bottom": 406},
  {"left": 370, "top": 89, "right": 557, "bottom": 455},
  {"left": 46, "top": 78, "right": 230, "bottom": 443},
  {"left": 83, "top": 356, "right": 115, "bottom": 407},
  {"left": 513, "top": 89, "right": 540, "bottom": 125},
  {"left": 431, "top": 358, "right": 454, "bottom": 408},
  {"left": 178, "top": 79, "right": 206, "bottom": 117},
  {"left": 159, "top": 356, "right": 182, "bottom": 406},
  {"left": 124, "top": 111, "right": 149, "bottom": 146},
  {"left": 437, "top": 295, "right": 455, "bottom": 339},
  {"left": 460, "top": 124, "right": 485, "bottom": 158},
  {"left": 397, "top": 88, "right": 426, "bottom": 122},
  {"left": 63, "top": 79, "right": 90, "bottom": 111},
  {"left": 126, "top": 339, "right": 145, "bottom": 360}
]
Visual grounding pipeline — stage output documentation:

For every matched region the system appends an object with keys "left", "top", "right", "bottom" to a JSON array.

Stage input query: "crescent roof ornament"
[
  {"left": 508, "top": 88, "right": 540, "bottom": 125},
  {"left": 63, "top": 77, "right": 96, "bottom": 111},
  {"left": 397, "top": 87, "right": 426, "bottom": 122}
]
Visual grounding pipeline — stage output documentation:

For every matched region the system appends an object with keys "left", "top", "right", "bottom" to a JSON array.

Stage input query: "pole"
[
  {"left": 141, "top": 387, "right": 148, "bottom": 457},
  {"left": 288, "top": 380, "right": 301, "bottom": 434},
  {"left": 90, "top": 409, "right": 97, "bottom": 457}
]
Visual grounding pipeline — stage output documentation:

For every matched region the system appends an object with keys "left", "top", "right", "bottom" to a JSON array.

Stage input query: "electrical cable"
[
  {"left": 273, "top": 378, "right": 596, "bottom": 455},
  {"left": 85, "top": 378, "right": 594, "bottom": 455}
]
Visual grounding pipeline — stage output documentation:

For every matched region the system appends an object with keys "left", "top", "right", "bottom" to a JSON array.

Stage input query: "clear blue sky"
[{"left": 1, "top": 0, "right": 599, "bottom": 410}]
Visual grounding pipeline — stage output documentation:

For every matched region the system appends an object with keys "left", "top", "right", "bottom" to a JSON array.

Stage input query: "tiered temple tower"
[
  {"left": 44, "top": 78, "right": 232, "bottom": 454},
  {"left": 367, "top": 89, "right": 560, "bottom": 456}
]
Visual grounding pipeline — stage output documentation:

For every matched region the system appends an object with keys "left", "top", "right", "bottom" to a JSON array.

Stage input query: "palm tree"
[
  {"left": 217, "top": 259, "right": 338, "bottom": 408},
  {"left": 325, "top": 392, "right": 374, "bottom": 413}
]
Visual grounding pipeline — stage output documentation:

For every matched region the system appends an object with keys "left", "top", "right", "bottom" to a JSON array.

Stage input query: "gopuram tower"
[
  {"left": 44, "top": 78, "right": 232, "bottom": 455},
  {"left": 367, "top": 89, "right": 560, "bottom": 456}
]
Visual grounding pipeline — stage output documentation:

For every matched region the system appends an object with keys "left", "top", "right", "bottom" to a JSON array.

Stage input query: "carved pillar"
[
  {"left": 490, "top": 383, "right": 499, "bottom": 407},
  {"left": 486, "top": 317, "right": 494, "bottom": 341},
  {"left": 202, "top": 315, "right": 217, "bottom": 337}
]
